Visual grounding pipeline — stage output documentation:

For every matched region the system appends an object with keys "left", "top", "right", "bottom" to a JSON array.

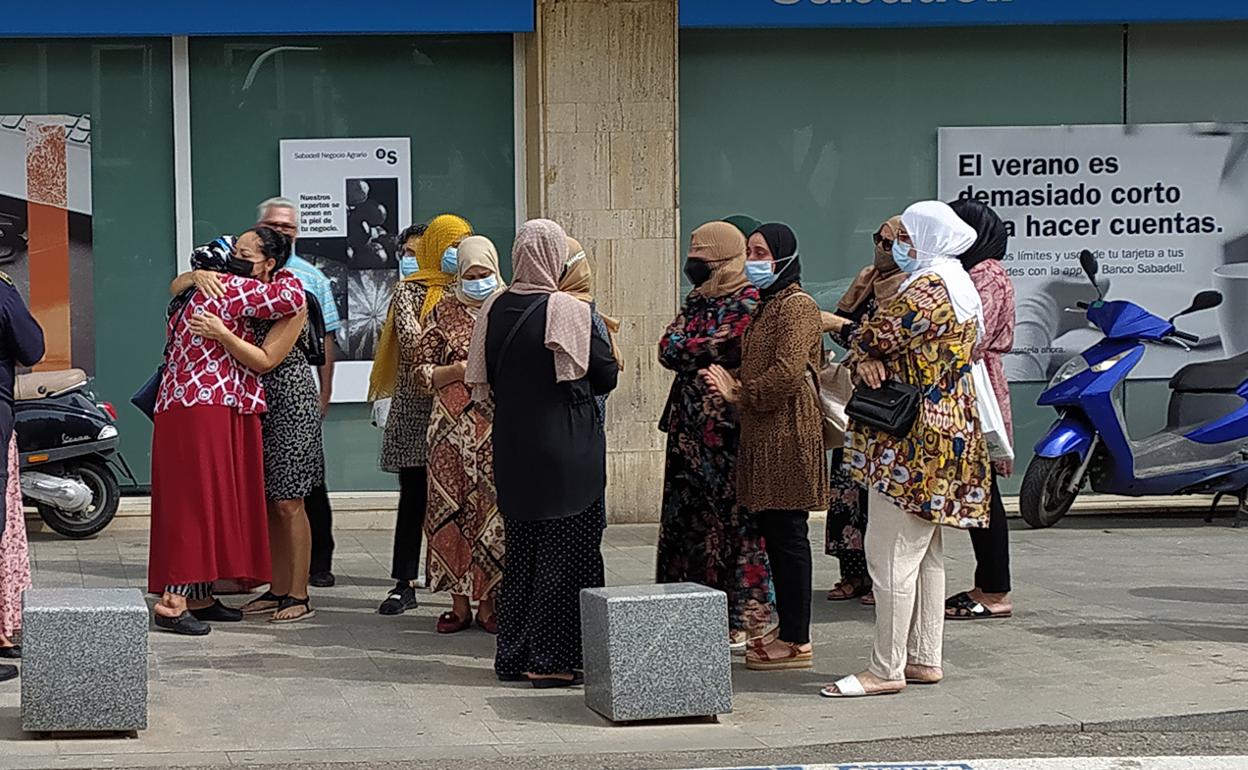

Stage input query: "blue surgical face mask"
[
  {"left": 440, "top": 246, "right": 458, "bottom": 274},
  {"left": 462, "top": 275, "right": 498, "bottom": 301},
  {"left": 744, "top": 254, "right": 796, "bottom": 290},
  {"left": 399, "top": 255, "right": 418, "bottom": 279},
  {"left": 892, "top": 240, "right": 918, "bottom": 273}
]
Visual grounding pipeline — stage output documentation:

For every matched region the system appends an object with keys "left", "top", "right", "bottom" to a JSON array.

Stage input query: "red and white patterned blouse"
[
  {"left": 969, "top": 260, "right": 1017, "bottom": 476},
  {"left": 155, "top": 272, "right": 306, "bottom": 416}
]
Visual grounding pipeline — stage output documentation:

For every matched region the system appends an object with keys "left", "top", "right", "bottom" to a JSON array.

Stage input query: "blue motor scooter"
[{"left": 1019, "top": 250, "right": 1248, "bottom": 529}]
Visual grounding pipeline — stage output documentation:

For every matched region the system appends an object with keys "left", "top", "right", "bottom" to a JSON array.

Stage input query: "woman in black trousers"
[{"left": 946, "top": 199, "right": 1017, "bottom": 620}]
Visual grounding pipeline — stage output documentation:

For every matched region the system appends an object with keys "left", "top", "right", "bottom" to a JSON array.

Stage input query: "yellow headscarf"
[{"left": 368, "top": 213, "right": 473, "bottom": 401}]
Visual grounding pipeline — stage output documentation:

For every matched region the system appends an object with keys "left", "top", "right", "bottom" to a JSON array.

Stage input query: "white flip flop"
[{"left": 820, "top": 674, "right": 904, "bottom": 698}]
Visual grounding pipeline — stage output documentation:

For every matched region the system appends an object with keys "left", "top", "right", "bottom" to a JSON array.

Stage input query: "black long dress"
[{"left": 485, "top": 293, "right": 619, "bottom": 676}]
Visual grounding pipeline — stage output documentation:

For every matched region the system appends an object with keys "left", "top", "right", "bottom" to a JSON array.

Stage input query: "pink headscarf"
[{"left": 466, "top": 219, "right": 592, "bottom": 392}]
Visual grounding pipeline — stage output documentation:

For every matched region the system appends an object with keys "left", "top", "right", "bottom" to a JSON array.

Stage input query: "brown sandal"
[
  {"left": 827, "top": 578, "right": 872, "bottom": 602},
  {"left": 745, "top": 641, "right": 813, "bottom": 671}
]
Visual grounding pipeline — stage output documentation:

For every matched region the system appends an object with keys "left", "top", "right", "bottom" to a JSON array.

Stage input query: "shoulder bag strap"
[{"left": 491, "top": 295, "right": 550, "bottom": 383}]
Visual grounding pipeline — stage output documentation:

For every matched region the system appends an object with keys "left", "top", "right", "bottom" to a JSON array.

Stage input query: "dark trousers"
[
  {"left": 968, "top": 474, "right": 1011, "bottom": 594},
  {"left": 757, "top": 509, "right": 812, "bottom": 645},
  {"left": 390, "top": 466, "right": 428, "bottom": 582},
  {"left": 305, "top": 484, "right": 335, "bottom": 575},
  {"left": 495, "top": 500, "right": 606, "bottom": 677}
]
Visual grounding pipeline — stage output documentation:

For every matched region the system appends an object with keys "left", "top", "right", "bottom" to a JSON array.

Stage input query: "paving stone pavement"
[{"left": 0, "top": 514, "right": 1246, "bottom": 769}]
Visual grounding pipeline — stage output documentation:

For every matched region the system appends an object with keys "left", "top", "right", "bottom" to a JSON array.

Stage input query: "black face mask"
[
  {"left": 683, "top": 259, "right": 713, "bottom": 286},
  {"left": 225, "top": 256, "right": 256, "bottom": 277}
]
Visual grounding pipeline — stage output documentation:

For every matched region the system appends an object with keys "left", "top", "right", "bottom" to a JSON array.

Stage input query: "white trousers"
[{"left": 864, "top": 489, "right": 944, "bottom": 681}]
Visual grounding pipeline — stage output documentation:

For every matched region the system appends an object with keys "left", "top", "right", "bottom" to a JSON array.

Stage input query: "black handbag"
[
  {"left": 300, "top": 292, "right": 327, "bottom": 367},
  {"left": 132, "top": 299, "right": 190, "bottom": 421},
  {"left": 845, "top": 380, "right": 924, "bottom": 438}
]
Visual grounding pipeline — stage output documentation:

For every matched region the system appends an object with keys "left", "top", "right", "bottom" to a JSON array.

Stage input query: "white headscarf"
[{"left": 898, "top": 200, "right": 984, "bottom": 332}]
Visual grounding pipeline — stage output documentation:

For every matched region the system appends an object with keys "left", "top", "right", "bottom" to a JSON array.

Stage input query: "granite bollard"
[
  {"left": 22, "top": 588, "right": 149, "bottom": 733},
  {"left": 580, "top": 583, "right": 732, "bottom": 722}
]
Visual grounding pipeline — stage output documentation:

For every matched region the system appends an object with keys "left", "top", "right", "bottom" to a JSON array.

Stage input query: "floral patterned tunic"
[
  {"left": 655, "top": 286, "right": 775, "bottom": 632},
  {"left": 379, "top": 281, "right": 434, "bottom": 472},
  {"left": 969, "top": 260, "right": 1017, "bottom": 476},
  {"left": 846, "top": 273, "right": 991, "bottom": 528},
  {"left": 416, "top": 295, "right": 504, "bottom": 601}
]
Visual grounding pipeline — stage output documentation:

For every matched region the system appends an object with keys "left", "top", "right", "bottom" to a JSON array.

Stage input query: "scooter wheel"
[
  {"left": 1019, "top": 454, "right": 1083, "bottom": 529},
  {"left": 35, "top": 459, "right": 120, "bottom": 539}
]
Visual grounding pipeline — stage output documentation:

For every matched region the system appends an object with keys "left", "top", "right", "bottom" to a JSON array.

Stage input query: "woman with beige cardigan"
[{"left": 705, "top": 222, "right": 829, "bottom": 671}]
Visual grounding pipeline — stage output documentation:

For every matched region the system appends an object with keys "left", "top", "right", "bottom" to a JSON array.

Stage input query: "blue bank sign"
[
  {"left": 0, "top": 0, "right": 534, "bottom": 36},
  {"left": 680, "top": 0, "right": 1248, "bottom": 29}
]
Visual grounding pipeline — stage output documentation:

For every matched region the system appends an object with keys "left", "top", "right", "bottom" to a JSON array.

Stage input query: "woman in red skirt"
[{"left": 149, "top": 227, "right": 306, "bottom": 635}]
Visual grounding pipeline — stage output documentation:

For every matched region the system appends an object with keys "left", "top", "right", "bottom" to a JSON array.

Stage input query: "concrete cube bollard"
[
  {"left": 579, "top": 583, "right": 732, "bottom": 723},
  {"left": 21, "top": 588, "right": 149, "bottom": 733}
]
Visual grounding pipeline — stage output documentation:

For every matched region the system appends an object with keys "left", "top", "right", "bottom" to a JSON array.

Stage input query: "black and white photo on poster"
[{"left": 280, "top": 137, "right": 411, "bottom": 401}]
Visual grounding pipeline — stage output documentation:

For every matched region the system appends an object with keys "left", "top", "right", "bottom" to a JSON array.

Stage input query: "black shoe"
[
  {"left": 0, "top": 664, "right": 16, "bottom": 683},
  {"left": 154, "top": 610, "right": 212, "bottom": 636},
  {"left": 378, "top": 583, "right": 418, "bottom": 616},
  {"left": 190, "top": 600, "right": 243, "bottom": 623},
  {"left": 309, "top": 571, "right": 336, "bottom": 588},
  {"left": 0, "top": 645, "right": 20, "bottom": 659}
]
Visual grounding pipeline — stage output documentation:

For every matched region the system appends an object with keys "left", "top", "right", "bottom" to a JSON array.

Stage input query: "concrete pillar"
[{"left": 522, "top": 0, "right": 679, "bottom": 523}]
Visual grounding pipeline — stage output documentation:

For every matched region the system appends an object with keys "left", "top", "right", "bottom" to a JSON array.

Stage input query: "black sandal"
[
  {"left": 242, "top": 591, "right": 286, "bottom": 616},
  {"left": 269, "top": 595, "right": 316, "bottom": 624},
  {"left": 529, "top": 671, "right": 584, "bottom": 689},
  {"left": 946, "top": 593, "right": 1011, "bottom": 621}
]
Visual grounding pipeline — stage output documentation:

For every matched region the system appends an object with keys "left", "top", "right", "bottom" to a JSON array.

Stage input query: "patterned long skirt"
[
  {"left": 825, "top": 449, "right": 869, "bottom": 580},
  {"left": 495, "top": 500, "right": 605, "bottom": 677},
  {"left": 656, "top": 426, "right": 775, "bottom": 632},
  {"left": 424, "top": 391, "right": 504, "bottom": 601}
]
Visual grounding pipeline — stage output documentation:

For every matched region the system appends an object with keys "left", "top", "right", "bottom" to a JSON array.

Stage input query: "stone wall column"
[{"left": 522, "top": 0, "right": 680, "bottom": 523}]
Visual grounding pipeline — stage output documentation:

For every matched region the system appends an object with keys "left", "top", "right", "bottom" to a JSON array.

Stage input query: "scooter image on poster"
[{"left": 1020, "top": 250, "right": 1248, "bottom": 529}]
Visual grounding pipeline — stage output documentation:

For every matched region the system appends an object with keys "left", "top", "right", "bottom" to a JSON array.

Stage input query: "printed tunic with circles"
[
  {"left": 156, "top": 273, "right": 306, "bottom": 415},
  {"left": 256, "top": 317, "right": 325, "bottom": 501}
]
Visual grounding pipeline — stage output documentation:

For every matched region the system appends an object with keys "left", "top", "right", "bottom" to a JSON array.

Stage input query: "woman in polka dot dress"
[{"left": 466, "top": 219, "right": 620, "bottom": 688}]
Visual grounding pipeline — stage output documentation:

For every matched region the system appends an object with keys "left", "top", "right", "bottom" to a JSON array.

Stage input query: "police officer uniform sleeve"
[{"left": 2, "top": 278, "right": 45, "bottom": 367}]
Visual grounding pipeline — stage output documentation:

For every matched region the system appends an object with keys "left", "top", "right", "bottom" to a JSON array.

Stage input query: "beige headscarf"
[
  {"left": 836, "top": 215, "right": 907, "bottom": 314},
  {"left": 689, "top": 221, "right": 750, "bottom": 298},
  {"left": 560, "top": 236, "right": 624, "bottom": 370},
  {"left": 453, "top": 235, "right": 506, "bottom": 310},
  {"left": 466, "top": 219, "right": 592, "bottom": 390}
]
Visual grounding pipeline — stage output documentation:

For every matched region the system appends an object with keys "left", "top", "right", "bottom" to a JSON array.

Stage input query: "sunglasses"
[{"left": 872, "top": 231, "right": 893, "bottom": 251}]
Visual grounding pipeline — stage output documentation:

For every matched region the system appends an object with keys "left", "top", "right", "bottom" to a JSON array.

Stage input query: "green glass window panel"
[
  {"left": 188, "top": 35, "right": 515, "bottom": 490},
  {"left": 679, "top": 26, "right": 1124, "bottom": 306},
  {"left": 188, "top": 35, "right": 516, "bottom": 263},
  {"left": 1127, "top": 23, "right": 1248, "bottom": 124},
  {"left": 0, "top": 39, "right": 175, "bottom": 486}
]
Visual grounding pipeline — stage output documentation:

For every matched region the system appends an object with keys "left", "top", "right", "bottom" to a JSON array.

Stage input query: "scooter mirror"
[
  {"left": 1078, "top": 249, "right": 1102, "bottom": 298},
  {"left": 1171, "top": 290, "right": 1224, "bottom": 321}
]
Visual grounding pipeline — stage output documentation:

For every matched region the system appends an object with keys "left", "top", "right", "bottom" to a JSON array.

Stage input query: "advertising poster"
[
  {"left": 0, "top": 114, "right": 93, "bottom": 374},
  {"left": 280, "top": 137, "right": 411, "bottom": 402},
  {"left": 938, "top": 123, "right": 1248, "bottom": 381}
]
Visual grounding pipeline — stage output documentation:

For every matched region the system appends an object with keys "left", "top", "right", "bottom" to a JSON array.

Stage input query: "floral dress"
[
  {"left": 656, "top": 286, "right": 775, "bottom": 632},
  {"left": 846, "top": 273, "right": 991, "bottom": 528},
  {"left": 0, "top": 435, "right": 29, "bottom": 638},
  {"left": 416, "top": 295, "right": 504, "bottom": 601}
]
